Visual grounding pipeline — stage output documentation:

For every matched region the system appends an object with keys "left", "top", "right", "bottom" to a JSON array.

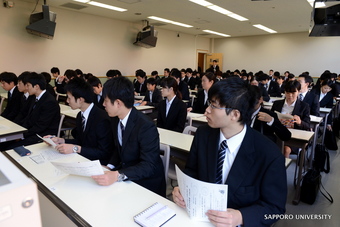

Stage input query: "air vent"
[{"left": 61, "top": 3, "right": 87, "bottom": 10}]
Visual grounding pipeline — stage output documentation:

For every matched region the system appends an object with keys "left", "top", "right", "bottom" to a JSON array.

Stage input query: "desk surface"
[
  {"left": 288, "top": 128, "right": 314, "bottom": 142},
  {"left": 59, "top": 104, "right": 79, "bottom": 119},
  {"left": 0, "top": 92, "right": 7, "bottom": 99},
  {"left": 158, "top": 128, "right": 193, "bottom": 152},
  {"left": 0, "top": 117, "right": 27, "bottom": 143},
  {"left": 135, "top": 105, "right": 155, "bottom": 111},
  {"left": 5, "top": 143, "right": 212, "bottom": 227}
]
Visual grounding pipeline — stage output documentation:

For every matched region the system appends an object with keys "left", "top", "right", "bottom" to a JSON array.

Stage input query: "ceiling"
[{"left": 22, "top": 0, "right": 321, "bottom": 38}]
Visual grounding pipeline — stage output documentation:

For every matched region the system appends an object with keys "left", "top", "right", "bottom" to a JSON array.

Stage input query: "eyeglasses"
[{"left": 207, "top": 100, "right": 233, "bottom": 110}]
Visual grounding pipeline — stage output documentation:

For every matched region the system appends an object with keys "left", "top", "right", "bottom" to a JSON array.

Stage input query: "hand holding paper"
[{"left": 37, "top": 134, "right": 57, "bottom": 148}]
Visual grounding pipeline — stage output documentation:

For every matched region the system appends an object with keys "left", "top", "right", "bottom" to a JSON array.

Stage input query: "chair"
[
  {"left": 57, "top": 114, "right": 75, "bottom": 138},
  {"left": 186, "top": 115, "right": 192, "bottom": 127},
  {"left": 183, "top": 125, "right": 197, "bottom": 135},
  {"left": 159, "top": 143, "right": 170, "bottom": 185},
  {"left": 0, "top": 97, "right": 5, "bottom": 115}
]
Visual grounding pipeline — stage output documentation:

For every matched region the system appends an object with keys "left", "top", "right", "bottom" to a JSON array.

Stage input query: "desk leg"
[
  {"left": 292, "top": 143, "right": 307, "bottom": 205},
  {"left": 309, "top": 124, "right": 319, "bottom": 169}
]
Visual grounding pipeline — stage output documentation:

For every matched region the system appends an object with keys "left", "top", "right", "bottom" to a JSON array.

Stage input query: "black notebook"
[{"left": 133, "top": 202, "right": 176, "bottom": 227}]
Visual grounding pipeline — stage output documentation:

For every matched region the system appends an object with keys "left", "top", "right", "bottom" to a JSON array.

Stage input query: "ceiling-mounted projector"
[
  {"left": 134, "top": 25, "right": 158, "bottom": 48},
  {"left": 26, "top": 5, "right": 56, "bottom": 39}
]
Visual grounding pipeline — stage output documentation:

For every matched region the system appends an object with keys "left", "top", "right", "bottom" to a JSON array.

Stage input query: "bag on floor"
[
  {"left": 300, "top": 168, "right": 333, "bottom": 205},
  {"left": 324, "top": 129, "right": 338, "bottom": 151},
  {"left": 314, "top": 144, "right": 330, "bottom": 173}
]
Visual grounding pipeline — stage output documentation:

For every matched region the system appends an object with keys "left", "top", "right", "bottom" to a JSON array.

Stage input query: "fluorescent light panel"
[
  {"left": 253, "top": 24, "right": 277, "bottom": 33},
  {"left": 203, "top": 30, "right": 230, "bottom": 37},
  {"left": 73, "top": 0, "right": 127, "bottom": 12},
  {"left": 307, "top": 0, "right": 326, "bottom": 8},
  {"left": 189, "top": 0, "right": 248, "bottom": 21},
  {"left": 148, "top": 16, "right": 193, "bottom": 28}
]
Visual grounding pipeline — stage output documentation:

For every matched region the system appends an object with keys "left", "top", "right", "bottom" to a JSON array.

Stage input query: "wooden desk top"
[{"left": 4, "top": 143, "right": 212, "bottom": 227}]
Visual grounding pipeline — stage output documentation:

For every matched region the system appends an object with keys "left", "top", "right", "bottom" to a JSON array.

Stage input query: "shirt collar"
[
  {"left": 284, "top": 99, "right": 296, "bottom": 107},
  {"left": 36, "top": 90, "right": 46, "bottom": 100},
  {"left": 120, "top": 109, "right": 132, "bottom": 128},
  {"left": 219, "top": 124, "right": 247, "bottom": 155},
  {"left": 9, "top": 86, "right": 16, "bottom": 95},
  {"left": 166, "top": 95, "right": 176, "bottom": 106},
  {"left": 81, "top": 103, "right": 94, "bottom": 120}
]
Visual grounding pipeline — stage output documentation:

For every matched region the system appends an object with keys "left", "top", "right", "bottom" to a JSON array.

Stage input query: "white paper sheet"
[
  {"left": 36, "top": 134, "right": 57, "bottom": 148},
  {"left": 176, "top": 165, "right": 228, "bottom": 222},
  {"left": 50, "top": 160, "right": 104, "bottom": 177}
]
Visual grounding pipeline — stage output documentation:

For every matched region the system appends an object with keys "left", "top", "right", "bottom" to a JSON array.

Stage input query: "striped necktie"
[
  {"left": 299, "top": 93, "right": 303, "bottom": 101},
  {"left": 216, "top": 140, "right": 228, "bottom": 184},
  {"left": 81, "top": 114, "right": 86, "bottom": 131}
]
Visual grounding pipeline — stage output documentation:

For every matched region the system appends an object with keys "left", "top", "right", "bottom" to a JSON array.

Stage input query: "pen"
[{"left": 49, "top": 136, "right": 56, "bottom": 139}]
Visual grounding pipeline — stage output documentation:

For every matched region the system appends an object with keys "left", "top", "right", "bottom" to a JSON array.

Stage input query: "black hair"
[
  {"left": 258, "top": 74, "right": 270, "bottom": 82},
  {"left": 64, "top": 69, "right": 77, "bottom": 80},
  {"left": 41, "top": 72, "right": 52, "bottom": 83},
  {"left": 50, "top": 67, "right": 60, "bottom": 74},
  {"left": 186, "top": 68, "right": 193, "bottom": 74},
  {"left": 87, "top": 76, "right": 102, "bottom": 87},
  {"left": 164, "top": 68, "right": 170, "bottom": 73},
  {"left": 288, "top": 74, "right": 295, "bottom": 79},
  {"left": 284, "top": 80, "right": 301, "bottom": 93},
  {"left": 320, "top": 78, "right": 333, "bottom": 87},
  {"left": 208, "top": 77, "right": 253, "bottom": 125},
  {"left": 204, "top": 72, "right": 217, "bottom": 84},
  {"left": 160, "top": 77, "right": 182, "bottom": 100},
  {"left": 146, "top": 77, "right": 157, "bottom": 85},
  {"left": 135, "top": 69, "right": 146, "bottom": 78},
  {"left": 103, "top": 76, "right": 134, "bottom": 108},
  {"left": 298, "top": 74, "right": 313, "bottom": 85},
  {"left": 170, "top": 69, "right": 181, "bottom": 79},
  {"left": 64, "top": 77, "right": 94, "bottom": 103},
  {"left": 151, "top": 71, "right": 158, "bottom": 76},
  {"left": 18, "top": 71, "right": 31, "bottom": 84},
  {"left": 274, "top": 71, "right": 280, "bottom": 77},
  {"left": 0, "top": 72, "right": 18, "bottom": 85},
  {"left": 26, "top": 72, "right": 46, "bottom": 90}
]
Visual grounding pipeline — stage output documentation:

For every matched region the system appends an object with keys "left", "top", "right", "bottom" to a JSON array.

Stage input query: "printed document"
[
  {"left": 176, "top": 165, "right": 228, "bottom": 222},
  {"left": 51, "top": 160, "right": 104, "bottom": 177}
]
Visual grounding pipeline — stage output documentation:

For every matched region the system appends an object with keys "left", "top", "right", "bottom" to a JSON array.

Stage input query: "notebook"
[{"left": 133, "top": 202, "right": 176, "bottom": 227}]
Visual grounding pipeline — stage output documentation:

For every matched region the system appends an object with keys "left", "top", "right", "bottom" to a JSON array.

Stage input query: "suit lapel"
[
  {"left": 121, "top": 108, "right": 137, "bottom": 152},
  {"left": 207, "top": 129, "right": 220, "bottom": 182}
]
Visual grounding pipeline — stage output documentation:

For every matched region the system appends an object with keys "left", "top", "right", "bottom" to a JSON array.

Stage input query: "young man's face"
[
  {"left": 181, "top": 72, "right": 186, "bottom": 78},
  {"left": 285, "top": 90, "right": 299, "bottom": 104},
  {"left": 0, "top": 81, "right": 14, "bottom": 91},
  {"left": 147, "top": 83, "right": 155, "bottom": 91},
  {"left": 204, "top": 98, "right": 232, "bottom": 129},
  {"left": 136, "top": 76, "right": 145, "bottom": 84},
  {"left": 93, "top": 84, "right": 102, "bottom": 95},
  {"left": 26, "top": 83, "right": 37, "bottom": 96},
  {"left": 103, "top": 97, "right": 119, "bottom": 117},
  {"left": 297, "top": 77, "right": 308, "bottom": 91},
  {"left": 66, "top": 92, "right": 81, "bottom": 110},
  {"left": 17, "top": 81, "right": 27, "bottom": 92},
  {"left": 164, "top": 71, "right": 169, "bottom": 77}
]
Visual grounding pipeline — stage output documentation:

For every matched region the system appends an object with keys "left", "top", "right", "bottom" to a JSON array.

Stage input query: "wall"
[
  {"left": 214, "top": 32, "right": 340, "bottom": 77},
  {"left": 0, "top": 1, "right": 210, "bottom": 77}
]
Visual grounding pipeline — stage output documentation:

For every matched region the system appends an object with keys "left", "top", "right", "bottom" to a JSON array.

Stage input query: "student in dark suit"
[
  {"left": 297, "top": 74, "right": 320, "bottom": 116},
  {"left": 136, "top": 78, "right": 162, "bottom": 108},
  {"left": 250, "top": 79, "right": 270, "bottom": 102},
  {"left": 0, "top": 72, "right": 60, "bottom": 151},
  {"left": 13, "top": 72, "right": 35, "bottom": 125},
  {"left": 0, "top": 72, "right": 22, "bottom": 121},
  {"left": 170, "top": 69, "right": 190, "bottom": 102},
  {"left": 134, "top": 69, "right": 147, "bottom": 96},
  {"left": 172, "top": 77, "right": 287, "bottom": 227},
  {"left": 87, "top": 76, "right": 105, "bottom": 110},
  {"left": 209, "top": 59, "right": 220, "bottom": 73},
  {"left": 91, "top": 77, "right": 166, "bottom": 197},
  {"left": 41, "top": 72, "right": 57, "bottom": 99},
  {"left": 249, "top": 85, "right": 291, "bottom": 143},
  {"left": 188, "top": 72, "right": 216, "bottom": 114},
  {"left": 157, "top": 77, "right": 187, "bottom": 133},
  {"left": 186, "top": 68, "right": 197, "bottom": 90},
  {"left": 46, "top": 78, "right": 113, "bottom": 165},
  {"left": 259, "top": 74, "right": 282, "bottom": 97},
  {"left": 271, "top": 80, "right": 310, "bottom": 158},
  {"left": 150, "top": 70, "right": 160, "bottom": 85}
]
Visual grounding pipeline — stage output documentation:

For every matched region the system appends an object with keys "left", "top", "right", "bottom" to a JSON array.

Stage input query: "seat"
[
  {"left": 182, "top": 125, "right": 197, "bottom": 135},
  {"left": 159, "top": 143, "right": 170, "bottom": 185},
  {"left": 57, "top": 114, "right": 75, "bottom": 138}
]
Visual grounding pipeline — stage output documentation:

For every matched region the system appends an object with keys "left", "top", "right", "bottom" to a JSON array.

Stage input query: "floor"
[{"left": 166, "top": 140, "right": 340, "bottom": 227}]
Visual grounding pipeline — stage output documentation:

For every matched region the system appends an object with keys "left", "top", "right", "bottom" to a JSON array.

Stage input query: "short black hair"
[
  {"left": 274, "top": 71, "right": 280, "bottom": 77},
  {"left": 160, "top": 77, "right": 181, "bottom": 100},
  {"left": 298, "top": 74, "right": 313, "bottom": 85},
  {"left": 103, "top": 76, "right": 134, "bottom": 108},
  {"left": 18, "top": 71, "right": 31, "bottom": 84},
  {"left": 146, "top": 77, "right": 157, "bottom": 85},
  {"left": 151, "top": 71, "right": 158, "bottom": 76},
  {"left": 51, "top": 67, "right": 60, "bottom": 74},
  {"left": 41, "top": 72, "right": 52, "bottom": 83},
  {"left": 64, "top": 77, "right": 94, "bottom": 103},
  {"left": 87, "top": 76, "right": 102, "bottom": 87},
  {"left": 135, "top": 69, "right": 146, "bottom": 78},
  {"left": 164, "top": 68, "right": 170, "bottom": 73},
  {"left": 0, "top": 72, "right": 17, "bottom": 85},
  {"left": 284, "top": 80, "right": 301, "bottom": 93},
  {"left": 26, "top": 72, "right": 46, "bottom": 90},
  {"left": 186, "top": 68, "right": 193, "bottom": 74},
  {"left": 204, "top": 72, "right": 217, "bottom": 84},
  {"left": 258, "top": 74, "right": 270, "bottom": 82},
  {"left": 208, "top": 77, "right": 253, "bottom": 125},
  {"left": 170, "top": 69, "right": 181, "bottom": 79}
]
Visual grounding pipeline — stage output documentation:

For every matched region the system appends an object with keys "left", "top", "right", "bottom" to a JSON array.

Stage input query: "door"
[{"left": 206, "top": 53, "right": 223, "bottom": 72}]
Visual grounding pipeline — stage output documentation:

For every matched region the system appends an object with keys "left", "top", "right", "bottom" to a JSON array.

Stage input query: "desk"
[
  {"left": 59, "top": 104, "right": 79, "bottom": 119},
  {"left": 135, "top": 105, "right": 154, "bottom": 114},
  {"left": 309, "top": 115, "right": 323, "bottom": 168},
  {"left": 0, "top": 92, "right": 8, "bottom": 99},
  {"left": 320, "top": 107, "right": 332, "bottom": 144},
  {"left": 0, "top": 117, "right": 27, "bottom": 143},
  {"left": 158, "top": 128, "right": 193, "bottom": 153},
  {"left": 285, "top": 128, "right": 314, "bottom": 205},
  {"left": 4, "top": 143, "right": 212, "bottom": 227},
  {"left": 134, "top": 95, "right": 145, "bottom": 100}
]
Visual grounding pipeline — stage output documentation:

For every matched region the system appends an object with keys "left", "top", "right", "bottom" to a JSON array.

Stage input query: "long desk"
[
  {"left": 59, "top": 104, "right": 79, "bottom": 119},
  {"left": 135, "top": 105, "right": 155, "bottom": 114},
  {"left": 0, "top": 117, "right": 27, "bottom": 143},
  {"left": 4, "top": 143, "right": 212, "bottom": 227}
]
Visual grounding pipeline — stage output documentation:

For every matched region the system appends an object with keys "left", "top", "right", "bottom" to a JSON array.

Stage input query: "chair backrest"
[
  {"left": 57, "top": 114, "right": 66, "bottom": 138},
  {"left": 159, "top": 143, "right": 170, "bottom": 185},
  {"left": 182, "top": 125, "right": 197, "bottom": 135},
  {"left": 0, "top": 97, "right": 5, "bottom": 115},
  {"left": 186, "top": 115, "right": 192, "bottom": 127}
]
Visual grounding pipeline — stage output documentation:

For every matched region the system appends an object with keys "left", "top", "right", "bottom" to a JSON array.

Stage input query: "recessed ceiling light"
[
  {"left": 73, "top": 1, "right": 127, "bottom": 12},
  {"left": 253, "top": 24, "right": 277, "bottom": 33},
  {"left": 148, "top": 16, "right": 193, "bottom": 28},
  {"left": 203, "top": 30, "right": 230, "bottom": 37}
]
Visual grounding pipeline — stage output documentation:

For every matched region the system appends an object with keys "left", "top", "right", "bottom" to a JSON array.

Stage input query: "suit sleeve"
[
  {"left": 294, "top": 104, "right": 310, "bottom": 131},
  {"left": 173, "top": 101, "right": 187, "bottom": 133},
  {"left": 267, "top": 111, "right": 291, "bottom": 141}
]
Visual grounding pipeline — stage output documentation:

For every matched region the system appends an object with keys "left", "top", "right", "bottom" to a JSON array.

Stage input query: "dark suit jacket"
[
  {"left": 209, "top": 65, "right": 220, "bottom": 72},
  {"left": 271, "top": 99, "right": 310, "bottom": 131},
  {"left": 261, "top": 86, "right": 270, "bottom": 102},
  {"left": 108, "top": 108, "right": 166, "bottom": 197},
  {"left": 185, "top": 125, "right": 287, "bottom": 226},
  {"left": 1, "top": 87, "right": 22, "bottom": 121},
  {"left": 317, "top": 91, "right": 333, "bottom": 108},
  {"left": 186, "top": 77, "right": 197, "bottom": 90},
  {"left": 13, "top": 94, "right": 35, "bottom": 126},
  {"left": 134, "top": 81, "right": 147, "bottom": 96},
  {"left": 93, "top": 94, "right": 105, "bottom": 110},
  {"left": 143, "top": 89, "right": 163, "bottom": 108},
  {"left": 178, "top": 80, "right": 190, "bottom": 101},
  {"left": 303, "top": 91, "right": 320, "bottom": 116},
  {"left": 192, "top": 89, "right": 208, "bottom": 114},
  {"left": 157, "top": 96, "right": 187, "bottom": 133},
  {"left": 66, "top": 105, "right": 113, "bottom": 165},
  {"left": 265, "top": 81, "right": 282, "bottom": 97},
  {"left": 252, "top": 107, "right": 291, "bottom": 143}
]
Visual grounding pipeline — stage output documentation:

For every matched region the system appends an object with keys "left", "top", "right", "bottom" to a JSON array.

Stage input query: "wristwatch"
[
  {"left": 72, "top": 145, "right": 79, "bottom": 153},
  {"left": 117, "top": 172, "right": 126, "bottom": 182}
]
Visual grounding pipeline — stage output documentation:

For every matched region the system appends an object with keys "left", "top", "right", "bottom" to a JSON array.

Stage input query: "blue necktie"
[
  {"left": 216, "top": 140, "right": 228, "bottom": 184},
  {"left": 81, "top": 114, "right": 86, "bottom": 131}
]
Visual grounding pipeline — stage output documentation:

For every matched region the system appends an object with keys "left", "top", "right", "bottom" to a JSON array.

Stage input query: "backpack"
[{"left": 313, "top": 144, "right": 330, "bottom": 173}]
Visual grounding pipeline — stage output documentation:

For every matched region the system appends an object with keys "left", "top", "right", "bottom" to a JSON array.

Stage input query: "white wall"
[
  {"left": 214, "top": 32, "right": 340, "bottom": 77},
  {"left": 0, "top": 1, "right": 210, "bottom": 76}
]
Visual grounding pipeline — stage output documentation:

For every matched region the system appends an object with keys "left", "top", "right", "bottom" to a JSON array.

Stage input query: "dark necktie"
[
  {"left": 299, "top": 93, "right": 303, "bottom": 101},
  {"left": 7, "top": 91, "right": 11, "bottom": 100},
  {"left": 264, "top": 84, "right": 268, "bottom": 90},
  {"left": 216, "top": 140, "right": 228, "bottom": 184},
  {"left": 120, "top": 121, "right": 125, "bottom": 138},
  {"left": 32, "top": 98, "right": 38, "bottom": 109},
  {"left": 81, "top": 114, "right": 86, "bottom": 131}
]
